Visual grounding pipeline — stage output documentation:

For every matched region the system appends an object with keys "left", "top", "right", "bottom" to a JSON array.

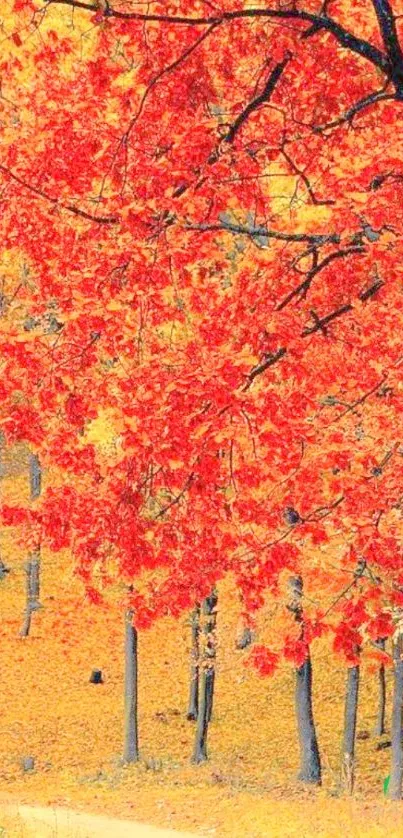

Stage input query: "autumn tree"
[{"left": 2, "top": 0, "right": 403, "bottom": 790}]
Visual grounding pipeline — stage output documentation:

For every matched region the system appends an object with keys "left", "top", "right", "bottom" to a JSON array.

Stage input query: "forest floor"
[
  {"left": 0, "top": 798, "right": 403, "bottom": 838},
  {"left": 0, "top": 467, "right": 402, "bottom": 836}
]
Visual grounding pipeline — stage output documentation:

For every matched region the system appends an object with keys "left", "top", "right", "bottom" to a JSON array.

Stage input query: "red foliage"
[
  {"left": 1, "top": 0, "right": 403, "bottom": 663},
  {"left": 247, "top": 646, "right": 279, "bottom": 678},
  {"left": 283, "top": 637, "right": 309, "bottom": 668}
]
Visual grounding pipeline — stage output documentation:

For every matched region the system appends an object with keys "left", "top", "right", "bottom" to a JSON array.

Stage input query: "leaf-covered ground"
[{"left": 0, "top": 473, "right": 400, "bottom": 836}]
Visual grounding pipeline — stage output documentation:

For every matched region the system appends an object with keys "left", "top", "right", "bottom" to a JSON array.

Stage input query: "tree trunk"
[
  {"left": 341, "top": 663, "right": 360, "bottom": 793},
  {"left": 288, "top": 576, "right": 321, "bottom": 785},
  {"left": 20, "top": 560, "right": 33, "bottom": 638},
  {"left": 295, "top": 654, "right": 322, "bottom": 784},
  {"left": 374, "top": 638, "right": 387, "bottom": 737},
  {"left": 123, "top": 608, "right": 139, "bottom": 763},
  {"left": 20, "top": 550, "right": 41, "bottom": 638},
  {"left": 29, "top": 453, "right": 42, "bottom": 500},
  {"left": 21, "top": 455, "right": 42, "bottom": 636},
  {"left": 236, "top": 625, "right": 253, "bottom": 650},
  {"left": 388, "top": 635, "right": 403, "bottom": 800},
  {"left": 192, "top": 590, "right": 217, "bottom": 763},
  {"left": 206, "top": 667, "right": 215, "bottom": 723},
  {"left": 187, "top": 604, "right": 200, "bottom": 721},
  {"left": 0, "top": 438, "right": 10, "bottom": 578}
]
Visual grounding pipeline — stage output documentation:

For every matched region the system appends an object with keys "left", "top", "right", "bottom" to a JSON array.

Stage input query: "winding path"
[{"left": 0, "top": 803, "right": 198, "bottom": 837}]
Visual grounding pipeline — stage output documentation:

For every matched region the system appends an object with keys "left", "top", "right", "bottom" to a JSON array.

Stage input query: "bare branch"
[
  {"left": 371, "top": 0, "right": 403, "bottom": 93},
  {"left": 325, "top": 376, "right": 388, "bottom": 425},
  {"left": 359, "top": 279, "right": 385, "bottom": 301},
  {"left": 0, "top": 163, "right": 119, "bottom": 225},
  {"left": 276, "top": 245, "right": 365, "bottom": 311},
  {"left": 322, "top": 562, "right": 366, "bottom": 619},
  {"left": 281, "top": 146, "right": 335, "bottom": 206},
  {"left": 155, "top": 472, "right": 195, "bottom": 518},
  {"left": 224, "top": 52, "right": 292, "bottom": 144},
  {"left": 314, "top": 89, "right": 395, "bottom": 133},
  {"left": 185, "top": 221, "right": 339, "bottom": 246},
  {"left": 302, "top": 303, "right": 353, "bottom": 336},
  {"left": 44, "top": 2, "right": 390, "bottom": 74},
  {"left": 246, "top": 269, "right": 382, "bottom": 387},
  {"left": 243, "top": 347, "right": 287, "bottom": 390}
]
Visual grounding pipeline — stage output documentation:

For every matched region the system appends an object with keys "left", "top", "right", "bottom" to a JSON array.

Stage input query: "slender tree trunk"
[
  {"left": 341, "top": 663, "right": 360, "bottom": 793},
  {"left": 21, "top": 455, "right": 42, "bottom": 636},
  {"left": 374, "top": 638, "right": 387, "bottom": 737},
  {"left": 206, "top": 667, "right": 215, "bottom": 723},
  {"left": 295, "top": 654, "right": 322, "bottom": 784},
  {"left": 29, "top": 454, "right": 42, "bottom": 500},
  {"left": 288, "top": 576, "right": 321, "bottom": 785},
  {"left": 123, "top": 608, "right": 139, "bottom": 763},
  {"left": 0, "top": 437, "right": 10, "bottom": 578},
  {"left": 192, "top": 590, "right": 217, "bottom": 764},
  {"left": 192, "top": 667, "right": 210, "bottom": 764},
  {"left": 20, "top": 549, "right": 41, "bottom": 638},
  {"left": 388, "top": 633, "right": 403, "bottom": 800},
  {"left": 236, "top": 625, "right": 253, "bottom": 650},
  {"left": 20, "top": 559, "right": 34, "bottom": 638},
  {"left": 187, "top": 603, "right": 200, "bottom": 721}
]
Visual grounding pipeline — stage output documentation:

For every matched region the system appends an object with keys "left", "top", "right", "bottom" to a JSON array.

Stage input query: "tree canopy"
[{"left": 1, "top": 0, "right": 403, "bottom": 658}]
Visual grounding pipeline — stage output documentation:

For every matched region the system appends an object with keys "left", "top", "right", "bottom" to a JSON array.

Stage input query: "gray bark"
[
  {"left": 374, "top": 638, "right": 387, "bottom": 737},
  {"left": 388, "top": 636, "right": 403, "bottom": 800},
  {"left": 191, "top": 667, "right": 210, "bottom": 764},
  {"left": 21, "top": 455, "right": 42, "bottom": 636},
  {"left": 123, "top": 608, "right": 139, "bottom": 763},
  {"left": 295, "top": 655, "right": 322, "bottom": 784},
  {"left": 236, "top": 626, "right": 253, "bottom": 650},
  {"left": 288, "top": 576, "right": 321, "bottom": 785},
  {"left": 206, "top": 667, "right": 215, "bottom": 723},
  {"left": 192, "top": 591, "right": 217, "bottom": 763},
  {"left": 187, "top": 604, "right": 200, "bottom": 721},
  {"left": 0, "top": 436, "right": 10, "bottom": 579},
  {"left": 29, "top": 454, "right": 42, "bottom": 500},
  {"left": 341, "top": 663, "right": 360, "bottom": 793},
  {"left": 20, "top": 550, "right": 41, "bottom": 638}
]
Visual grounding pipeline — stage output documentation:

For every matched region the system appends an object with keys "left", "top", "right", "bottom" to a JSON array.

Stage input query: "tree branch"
[
  {"left": 155, "top": 472, "right": 195, "bottom": 518},
  {"left": 224, "top": 52, "right": 292, "bottom": 144},
  {"left": 44, "top": 2, "right": 389, "bottom": 74},
  {"left": 314, "top": 89, "right": 395, "bottom": 133},
  {"left": 302, "top": 303, "right": 353, "bottom": 336},
  {"left": 185, "top": 221, "right": 339, "bottom": 246},
  {"left": 276, "top": 245, "right": 365, "bottom": 311},
  {"left": 359, "top": 279, "right": 385, "bottom": 301},
  {"left": 0, "top": 163, "right": 119, "bottom": 225},
  {"left": 243, "top": 347, "right": 287, "bottom": 391},
  {"left": 246, "top": 274, "right": 382, "bottom": 387},
  {"left": 322, "top": 562, "right": 366, "bottom": 618},
  {"left": 371, "top": 0, "right": 403, "bottom": 93},
  {"left": 281, "top": 146, "right": 335, "bottom": 206},
  {"left": 326, "top": 375, "right": 388, "bottom": 425}
]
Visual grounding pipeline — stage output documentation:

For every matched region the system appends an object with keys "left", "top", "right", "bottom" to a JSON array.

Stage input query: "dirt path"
[{"left": 0, "top": 803, "right": 199, "bottom": 837}]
